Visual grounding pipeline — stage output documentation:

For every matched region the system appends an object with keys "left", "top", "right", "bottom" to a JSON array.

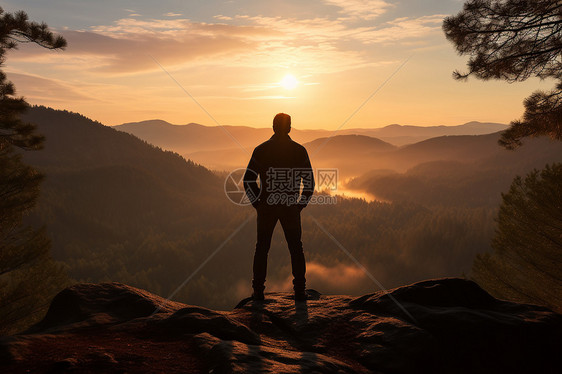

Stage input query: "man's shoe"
[
  {"left": 252, "top": 290, "right": 265, "bottom": 301},
  {"left": 294, "top": 290, "right": 307, "bottom": 301}
]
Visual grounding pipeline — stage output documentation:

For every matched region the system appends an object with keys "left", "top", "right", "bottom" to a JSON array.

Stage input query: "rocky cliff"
[{"left": 1, "top": 278, "right": 560, "bottom": 373}]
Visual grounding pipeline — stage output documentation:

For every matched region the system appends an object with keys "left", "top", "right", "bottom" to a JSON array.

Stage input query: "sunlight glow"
[{"left": 280, "top": 74, "right": 298, "bottom": 90}]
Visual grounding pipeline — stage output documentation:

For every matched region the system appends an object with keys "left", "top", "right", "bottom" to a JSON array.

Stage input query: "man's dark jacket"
[{"left": 243, "top": 133, "right": 314, "bottom": 209}]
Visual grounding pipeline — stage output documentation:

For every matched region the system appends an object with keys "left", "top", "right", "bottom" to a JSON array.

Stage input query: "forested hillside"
[{"left": 20, "top": 107, "right": 251, "bottom": 307}]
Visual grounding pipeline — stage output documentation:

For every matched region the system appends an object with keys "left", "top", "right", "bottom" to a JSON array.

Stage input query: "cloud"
[
  {"left": 241, "top": 14, "right": 443, "bottom": 48},
  {"left": 9, "top": 16, "right": 369, "bottom": 75},
  {"left": 242, "top": 15, "right": 362, "bottom": 42},
  {"left": 10, "top": 24, "right": 265, "bottom": 74},
  {"left": 355, "top": 15, "right": 447, "bottom": 44},
  {"left": 124, "top": 9, "right": 141, "bottom": 17},
  {"left": 7, "top": 12, "right": 446, "bottom": 77},
  {"left": 214, "top": 15, "right": 233, "bottom": 21},
  {"left": 5, "top": 71, "right": 95, "bottom": 102},
  {"left": 322, "top": 0, "right": 393, "bottom": 20},
  {"left": 67, "top": 29, "right": 257, "bottom": 73},
  {"left": 164, "top": 12, "right": 182, "bottom": 17},
  {"left": 229, "top": 15, "right": 376, "bottom": 72}
]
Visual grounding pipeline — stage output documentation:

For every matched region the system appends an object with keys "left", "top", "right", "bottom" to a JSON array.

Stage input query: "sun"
[{"left": 280, "top": 74, "right": 298, "bottom": 90}]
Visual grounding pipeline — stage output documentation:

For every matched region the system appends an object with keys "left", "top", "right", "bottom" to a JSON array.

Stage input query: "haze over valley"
[
  {"left": 15, "top": 106, "right": 560, "bottom": 313},
  {"left": 115, "top": 119, "right": 509, "bottom": 174}
]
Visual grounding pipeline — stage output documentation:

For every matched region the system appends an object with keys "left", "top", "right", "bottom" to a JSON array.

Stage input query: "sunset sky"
[{"left": 2, "top": 0, "right": 555, "bottom": 129}]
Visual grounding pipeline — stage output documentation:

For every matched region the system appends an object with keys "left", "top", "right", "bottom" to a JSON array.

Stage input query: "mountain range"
[
  {"left": 115, "top": 126, "right": 560, "bottom": 180},
  {"left": 114, "top": 119, "right": 507, "bottom": 171},
  {"left": 114, "top": 119, "right": 507, "bottom": 150}
]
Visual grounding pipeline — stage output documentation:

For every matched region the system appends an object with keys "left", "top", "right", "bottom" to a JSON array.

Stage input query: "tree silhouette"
[
  {"left": 0, "top": 8, "right": 66, "bottom": 149},
  {"left": 443, "top": 0, "right": 562, "bottom": 149},
  {"left": 0, "top": 7, "right": 68, "bottom": 335},
  {"left": 472, "top": 163, "right": 562, "bottom": 313}
]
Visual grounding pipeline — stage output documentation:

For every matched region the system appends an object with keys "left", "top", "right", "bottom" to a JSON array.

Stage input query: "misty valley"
[{"left": 16, "top": 106, "right": 561, "bottom": 313}]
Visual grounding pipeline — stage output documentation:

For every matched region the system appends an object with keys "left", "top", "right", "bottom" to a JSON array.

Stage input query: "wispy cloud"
[
  {"left": 12, "top": 26, "right": 260, "bottom": 74},
  {"left": 322, "top": 0, "right": 393, "bottom": 20},
  {"left": 9, "top": 10, "right": 445, "bottom": 76},
  {"left": 5, "top": 71, "right": 95, "bottom": 102},
  {"left": 214, "top": 15, "right": 233, "bottom": 21},
  {"left": 356, "top": 15, "right": 447, "bottom": 44},
  {"left": 124, "top": 9, "right": 141, "bottom": 17}
]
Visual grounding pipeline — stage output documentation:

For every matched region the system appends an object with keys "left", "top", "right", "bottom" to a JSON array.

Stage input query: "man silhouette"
[{"left": 243, "top": 113, "right": 315, "bottom": 301}]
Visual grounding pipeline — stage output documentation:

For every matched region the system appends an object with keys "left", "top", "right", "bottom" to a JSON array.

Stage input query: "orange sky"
[{"left": 3, "top": 0, "right": 556, "bottom": 129}]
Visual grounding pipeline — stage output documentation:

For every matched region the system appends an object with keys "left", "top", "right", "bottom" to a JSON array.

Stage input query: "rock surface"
[{"left": 1, "top": 278, "right": 560, "bottom": 373}]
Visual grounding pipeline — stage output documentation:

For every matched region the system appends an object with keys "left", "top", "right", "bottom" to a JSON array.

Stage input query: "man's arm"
[
  {"left": 297, "top": 148, "right": 315, "bottom": 210},
  {"left": 243, "top": 149, "right": 261, "bottom": 208}
]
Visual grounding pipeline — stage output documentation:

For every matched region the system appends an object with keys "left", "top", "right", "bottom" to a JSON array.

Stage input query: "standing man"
[{"left": 243, "top": 113, "right": 315, "bottom": 301}]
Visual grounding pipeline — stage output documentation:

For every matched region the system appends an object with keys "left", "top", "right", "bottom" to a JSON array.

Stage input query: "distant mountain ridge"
[
  {"left": 114, "top": 119, "right": 507, "bottom": 172},
  {"left": 114, "top": 119, "right": 507, "bottom": 153}
]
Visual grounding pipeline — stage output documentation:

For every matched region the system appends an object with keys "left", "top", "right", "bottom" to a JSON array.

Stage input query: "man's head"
[{"left": 273, "top": 113, "right": 291, "bottom": 135}]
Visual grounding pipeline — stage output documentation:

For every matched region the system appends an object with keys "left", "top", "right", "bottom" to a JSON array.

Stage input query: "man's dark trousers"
[{"left": 252, "top": 204, "right": 306, "bottom": 293}]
